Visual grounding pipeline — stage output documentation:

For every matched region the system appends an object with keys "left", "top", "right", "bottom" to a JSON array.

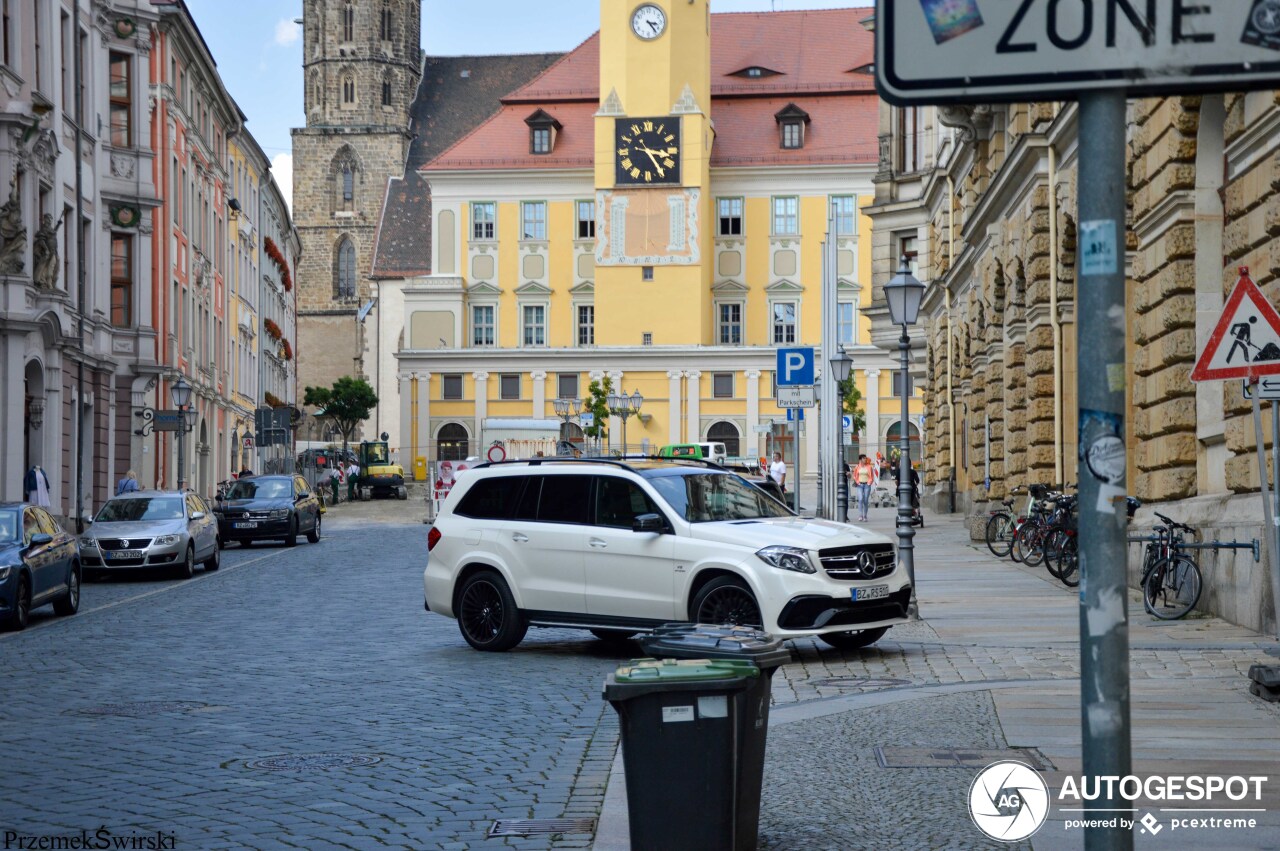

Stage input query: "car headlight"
[
  {"left": 154, "top": 535, "right": 179, "bottom": 545},
  {"left": 756, "top": 545, "right": 817, "bottom": 574},
  {"left": 0, "top": 565, "right": 12, "bottom": 581},
  {"left": 271, "top": 509, "right": 290, "bottom": 519},
  {"left": 80, "top": 537, "right": 96, "bottom": 547}
]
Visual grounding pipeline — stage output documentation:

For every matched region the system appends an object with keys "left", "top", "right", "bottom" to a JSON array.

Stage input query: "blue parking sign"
[{"left": 776, "top": 348, "right": 815, "bottom": 386}]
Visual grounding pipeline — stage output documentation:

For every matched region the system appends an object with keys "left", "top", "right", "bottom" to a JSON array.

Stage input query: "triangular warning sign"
[{"left": 1191, "top": 269, "right": 1280, "bottom": 382}]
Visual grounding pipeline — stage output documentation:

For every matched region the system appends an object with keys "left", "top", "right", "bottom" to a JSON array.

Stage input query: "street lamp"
[
  {"left": 552, "top": 397, "right": 581, "bottom": 452},
  {"left": 171, "top": 376, "right": 193, "bottom": 491},
  {"left": 829, "top": 348, "right": 854, "bottom": 522},
  {"left": 884, "top": 255, "right": 926, "bottom": 604},
  {"left": 607, "top": 390, "right": 643, "bottom": 457}
]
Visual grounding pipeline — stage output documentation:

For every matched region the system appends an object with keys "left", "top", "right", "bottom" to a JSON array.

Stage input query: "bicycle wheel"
[
  {"left": 1009, "top": 522, "right": 1028, "bottom": 562},
  {"left": 1019, "top": 523, "right": 1048, "bottom": 568},
  {"left": 1057, "top": 535, "right": 1079, "bottom": 587},
  {"left": 985, "top": 513, "right": 1015, "bottom": 557},
  {"left": 1042, "top": 529, "right": 1067, "bottom": 578},
  {"left": 1143, "top": 556, "right": 1202, "bottom": 620}
]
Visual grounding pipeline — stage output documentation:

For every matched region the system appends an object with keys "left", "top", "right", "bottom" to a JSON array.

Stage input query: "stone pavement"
[{"left": 594, "top": 506, "right": 1280, "bottom": 850}]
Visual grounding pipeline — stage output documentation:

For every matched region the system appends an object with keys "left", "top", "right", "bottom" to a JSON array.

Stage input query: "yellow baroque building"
[{"left": 372, "top": 3, "right": 922, "bottom": 478}]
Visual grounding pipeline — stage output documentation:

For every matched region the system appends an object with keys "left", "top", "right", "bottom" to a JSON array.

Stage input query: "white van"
[{"left": 697, "top": 442, "right": 727, "bottom": 465}]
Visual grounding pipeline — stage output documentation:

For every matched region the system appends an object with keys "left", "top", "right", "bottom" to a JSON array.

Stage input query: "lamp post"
[
  {"left": 552, "top": 397, "right": 581, "bottom": 453},
  {"left": 607, "top": 390, "right": 643, "bottom": 457},
  {"left": 884, "top": 256, "right": 925, "bottom": 601},
  {"left": 829, "top": 348, "right": 854, "bottom": 522},
  {"left": 171, "top": 376, "right": 193, "bottom": 490}
]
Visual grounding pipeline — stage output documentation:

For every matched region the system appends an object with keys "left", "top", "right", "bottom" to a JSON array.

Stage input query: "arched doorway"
[
  {"left": 198, "top": 419, "right": 210, "bottom": 496},
  {"left": 706, "top": 421, "right": 740, "bottom": 457},
  {"left": 886, "top": 421, "right": 922, "bottom": 462},
  {"left": 24, "top": 360, "right": 46, "bottom": 474},
  {"left": 436, "top": 422, "right": 469, "bottom": 461},
  {"left": 560, "top": 421, "right": 584, "bottom": 451}
]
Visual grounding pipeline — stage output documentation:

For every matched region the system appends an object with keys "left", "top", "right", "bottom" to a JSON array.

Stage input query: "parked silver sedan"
[{"left": 80, "top": 491, "right": 220, "bottom": 579}]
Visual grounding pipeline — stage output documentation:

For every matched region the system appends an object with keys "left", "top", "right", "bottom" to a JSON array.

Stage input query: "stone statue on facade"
[
  {"left": 975, "top": 297, "right": 986, "bottom": 333},
  {"left": 32, "top": 212, "right": 62, "bottom": 289},
  {"left": 0, "top": 168, "right": 25, "bottom": 275}
]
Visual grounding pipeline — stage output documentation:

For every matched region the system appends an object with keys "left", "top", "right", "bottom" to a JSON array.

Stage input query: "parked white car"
[{"left": 423, "top": 459, "right": 910, "bottom": 651}]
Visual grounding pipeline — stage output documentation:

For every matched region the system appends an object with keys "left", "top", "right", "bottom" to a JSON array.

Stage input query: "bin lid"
[
  {"left": 640, "top": 623, "right": 793, "bottom": 669},
  {"left": 603, "top": 658, "right": 758, "bottom": 703}
]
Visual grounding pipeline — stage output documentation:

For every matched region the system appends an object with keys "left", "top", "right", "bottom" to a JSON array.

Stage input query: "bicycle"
[
  {"left": 1010, "top": 485, "right": 1063, "bottom": 566},
  {"left": 984, "top": 486, "right": 1025, "bottom": 557},
  {"left": 1042, "top": 494, "right": 1080, "bottom": 586},
  {"left": 1140, "top": 512, "right": 1203, "bottom": 620}
]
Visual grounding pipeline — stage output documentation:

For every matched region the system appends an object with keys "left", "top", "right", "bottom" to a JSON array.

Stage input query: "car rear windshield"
[
  {"left": 96, "top": 497, "right": 185, "bottom": 522},
  {"left": 226, "top": 479, "right": 291, "bottom": 500},
  {"left": 646, "top": 472, "right": 793, "bottom": 523},
  {"left": 0, "top": 508, "right": 17, "bottom": 543}
]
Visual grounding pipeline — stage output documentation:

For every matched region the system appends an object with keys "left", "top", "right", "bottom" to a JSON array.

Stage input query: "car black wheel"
[
  {"left": 52, "top": 565, "right": 80, "bottom": 616},
  {"left": 306, "top": 514, "right": 321, "bottom": 544},
  {"left": 176, "top": 544, "right": 195, "bottom": 580},
  {"left": 284, "top": 517, "right": 298, "bottom": 547},
  {"left": 819, "top": 626, "right": 889, "bottom": 650},
  {"left": 589, "top": 629, "right": 638, "bottom": 643},
  {"left": 457, "top": 571, "right": 528, "bottom": 652},
  {"left": 691, "top": 576, "right": 762, "bottom": 628},
  {"left": 204, "top": 543, "right": 220, "bottom": 571},
  {"left": 6, "top": 574, "right": 31, "bottom": 630}
]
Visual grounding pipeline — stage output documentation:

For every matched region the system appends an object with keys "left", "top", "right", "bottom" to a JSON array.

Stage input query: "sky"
[{"left": 183, "top": 0, "right": 866, "bottom": 212}]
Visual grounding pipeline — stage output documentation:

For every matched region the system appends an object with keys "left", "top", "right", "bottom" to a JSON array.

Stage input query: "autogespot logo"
[{"left": 969, "top": 760, "right": 1051, "bottom": 842}]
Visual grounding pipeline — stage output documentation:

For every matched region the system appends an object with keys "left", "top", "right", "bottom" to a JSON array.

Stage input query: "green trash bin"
[
  {"left": 603, "top": 658, "right": 759, "bottom": 851},
  {"left": 640, "top": 624, "right": 792, "bottom": 848}
]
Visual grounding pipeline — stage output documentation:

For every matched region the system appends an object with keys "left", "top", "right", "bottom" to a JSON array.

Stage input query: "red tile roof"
[{"left": 425, "top": 7, "right": 878, "bottom": 172}]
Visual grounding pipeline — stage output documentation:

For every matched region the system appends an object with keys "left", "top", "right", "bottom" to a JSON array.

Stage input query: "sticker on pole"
[{"left": 1191, "top": 269, "right": 1280, "bottom": 382}]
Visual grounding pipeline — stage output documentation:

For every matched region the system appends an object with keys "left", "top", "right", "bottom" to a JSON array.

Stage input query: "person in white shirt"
[{"left": 770, "top": 452, "right": 787, "bottom": 493}]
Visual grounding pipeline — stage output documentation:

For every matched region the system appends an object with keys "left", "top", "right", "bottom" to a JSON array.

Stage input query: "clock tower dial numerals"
[
  {"left": 615, "top": 118, "right": 681, "bottom": 186},
  {"left": 631, "top": 4, "right": 667, "bottom": 40}
]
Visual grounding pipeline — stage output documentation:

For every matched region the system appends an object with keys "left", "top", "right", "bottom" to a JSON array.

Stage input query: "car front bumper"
[
  {"left": 81, "top": 543, "right": 184, "bottom": 568},
  {"left": 217, "top": 518, "right": 292, "bottom": 540}
]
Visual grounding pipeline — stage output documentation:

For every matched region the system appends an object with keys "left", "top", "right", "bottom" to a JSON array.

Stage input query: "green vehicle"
[{"left": 658, "top": 442, "right": 727, "bottom": 465}]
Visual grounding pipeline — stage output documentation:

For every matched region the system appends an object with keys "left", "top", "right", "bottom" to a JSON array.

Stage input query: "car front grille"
[
  {"left": 818, "top": 544, "right": 896, "bottom": 580},
  {"left": 97, "top": 538, "right": 153, "bottom": 551}
]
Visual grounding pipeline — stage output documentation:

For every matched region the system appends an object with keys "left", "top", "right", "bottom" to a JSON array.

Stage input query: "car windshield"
[
  {"left": 96, "top": 497, "right": 185, "bottom": 522},
  {"left": 226, "top": 480, "right": 292, "bottom": 500},
  {"left": 646, "top": 472, "right": 793, "bottom": 523},
  {"left": 0, "top": 508, "right": 17, "bottom": 543}
]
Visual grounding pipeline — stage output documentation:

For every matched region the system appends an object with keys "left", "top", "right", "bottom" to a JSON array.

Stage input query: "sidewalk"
[{"left": 592, "top": 508, "right": 1280, "bottom": 850}]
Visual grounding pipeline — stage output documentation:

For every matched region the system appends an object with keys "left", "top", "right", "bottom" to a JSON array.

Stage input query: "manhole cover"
[
  {"left": 808, "top": 676, "right": 911, "bottom": 690},
  {"left": 243, "top": 753, "right": 382, "bottom": 772},
  {"left": 488, "top": 819, "right": 596, "bottom": 838},
  {"left": 876, "top": 747, "right": 1050, "bottom": 770},
  {"left": 66, "top": 701, "right": 207, "bottom": 718}
]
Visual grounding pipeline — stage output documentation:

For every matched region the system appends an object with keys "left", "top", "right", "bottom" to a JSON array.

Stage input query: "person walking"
[
  {"left": 116, "top": 469, "right": 140, "bottom": 496},
  {"left": 346, "top": 460, "right": 359, "bottom": 501},
  {"left": 769, "top": 451, "right": 787, "bottom": 493},
  {"left": 853, "top": 455, "right": 876, "bottom": 522}
]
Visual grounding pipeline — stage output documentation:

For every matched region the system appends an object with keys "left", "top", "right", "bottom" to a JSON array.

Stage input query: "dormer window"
[
  {"left": 524, "top": 108, "right": 562, "bottom": 156},
  {"left": 730, "top": 65, "right": 781, "bottom": 79},
  {"left": 774, "top": 102, "right": 810, "bottom": 150}
]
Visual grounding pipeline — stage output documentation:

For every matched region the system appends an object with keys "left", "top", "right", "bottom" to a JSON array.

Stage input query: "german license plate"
[
  {"left": 234, "top": 521, "right": 259, "bottom": 529},
  {"left": 853, "top": 585, "right": 889, "bottom": 602},
  {"left": 107, "top": 550, "right": 142, "bottom": 560}
]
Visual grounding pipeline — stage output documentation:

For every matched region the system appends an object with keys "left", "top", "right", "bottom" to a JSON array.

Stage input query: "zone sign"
[{"left": 877, "top": 0, "right": 1280, "bottom": 105}]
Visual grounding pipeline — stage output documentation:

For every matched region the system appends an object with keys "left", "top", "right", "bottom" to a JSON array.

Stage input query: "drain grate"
[
  {"left": 488, "top": 818, "right": 597, "bottom": 838},
  {"left": 243, "top": 753, "right": 382, "bottom": 772},
  {"left": 875, "top": 747, "right": 1050, "bottom": 770},
  {"left": 66, "top": 701, "right": 207, "bottom": 718},
  {"left": 808, "top": 676, "right": 911, "bottom": 690}
]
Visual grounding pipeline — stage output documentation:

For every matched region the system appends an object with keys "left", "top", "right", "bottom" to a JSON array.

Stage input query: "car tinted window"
[
  {"left": 594, "top": 477, "right": 664, "bottom": 528},
  {"left": 454, "top": 476, "right": 524, "bottom": 520},
  {"left": 536, "top": 475, "right": 592, "bottom": 524},
  {"left": 512, "top": 477, "right": 540, "bottom": 521},
  {"left": 36, "top": 509, "right": 60, "bottom": 536},
  {"left": 22, "top": 509, "right": 39, "bottom": 544},
  {"left": 226, "top": 479, "right": 291, "bottom": 500},
  {"left": 647, "top": 473, "right": 792, "bottom": 523},
  {"left": 96, "top": 497, "right": 185, "bottom": 522},
  {"left": 0, "top": 508, "right": 17, "bottom": 543}
]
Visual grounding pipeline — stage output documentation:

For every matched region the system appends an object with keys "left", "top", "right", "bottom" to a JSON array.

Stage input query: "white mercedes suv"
[{"left": 422, "top": 459, "right": 911, "bottom": 651}]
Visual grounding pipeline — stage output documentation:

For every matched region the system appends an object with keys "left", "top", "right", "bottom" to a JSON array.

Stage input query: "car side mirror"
[
  {"left": 191, "top": 511, "right": 206, "bottom": 521},
  {"left": 632, "top": 513, "right": 664, "bottom": 534},
  {"left": 297, "top": 492, "right": 309, "bottom": 501},
  {"left": 29, "top": 533, "right": 53, "bottom": 547}
]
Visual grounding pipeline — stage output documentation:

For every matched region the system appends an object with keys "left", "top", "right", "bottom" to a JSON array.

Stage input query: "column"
[
  {"left": 473, "top": 372, "right": 489, "bottom": 449},
  {"left": 685, "top": 370, "right": 701, "bottom": 444},
  {"left": 45, "top": 365, "right": 64, "bottom": 514},
  {"left": 2, "top": 336, "right": 22, "bottom": 501},
  {"left": 745, "top": 369, "right": 761, "bottom": 459},
  {"left": 865, "top": 369, "right": 881, "bottom": 457},
  {"left": 667, "top": 370, "right": 683, "bottom": 445},
  {"left": 416, "top": 372, "right": 432, "bottom": 464},
  {"left": 399, "top": 372, "right": 413, "bottom": 466},
  {"left": 531, "top": 370, "right": 547, "bottom": 419}
]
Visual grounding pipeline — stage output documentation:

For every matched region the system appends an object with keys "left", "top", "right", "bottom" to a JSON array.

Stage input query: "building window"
[
  {"left": 110, "top": 234, "right": 132, "bottom": 327},
  {"left": 521, "top": 201, "right": 546, "bottom": 241},
  {"left": 32, "top": 0, "right": 40, "bottom": 91},
  {"left": 472, "top": 304, "right": 495, "bottom": 347},
  {"left": 772, "top": 302, "right": 796, "bottom": 344},
  {"left": 381, "top": 74, "right": 392, "bottom": 106},
  {"left": 380, "top": 2, "right": 392, "bottom": 40},
  {"left": 717, "top": 197, "right": 743, "bottom": 236},
  {"left": 441, "top": 375, "right": 463, "bottom": 400},
  {"left": 898, "top": 106, "right": 922, "bottom": 173},
  {"left": 500, "top": 374, "right": 520, "bottom": 400},
  {"left": 781, "top": 121, "right": 803, "bottom": 149},
  {"left": 642, "top": 265, "right": 654, "bottom": 281},
  {"left": 832, "top": 196, "right": 856, "bottom": 236},
  {"left": 772, "top": 197, "right": 798, "bottom": 235},
  {"left": 718, "top": 303, "right": 742, "bottom": 345},
  {"left": 523, "top": 305, "right": 546, "bottom": 346},
  {"left": 342, "top": 75, "right": 355, "bottom": 104},
  {"left": 2, "top": 0, "right": 10, "bottom": 68},
  {"left": 470, "top": 202, "right": 495, "bottom": 241},
  {"left": 109, "top": 52, "right": 131, "bottom": 147},
  {"left": 531, "top": 127, "right": 551, "bottom": 154},
  {"left": 335, "top": 238, "right": 356, "bottom": 299},
  {"left": 893, "top": 372, "right": 915, "bottom": 397},
  {"left": 642, "top": 332, "right": 653, "bottom": 346},
  {"left": 558, "top": 373, "right": 579, "bottom": 399},
  {"left": 60, "top": 11, "right": 69, "bottom": 109},
  {"left": 577, "top": 304, "right": 594, "bottom": 346},
  {"left": 576, "top": 200, "right": 595, "bottom": 239},
  {"left": 341, "top": 163, "right": 354, "bottom": 210},
  {"left": 899, "top": 234, "right": 918, "bottom": 276},
  {"left": 342, "top": 1, "right": 354, "bottom": 41},
  {"left": 837, "top": 301, "right": 855, "bottom": 346},
  {"left": 437, "top": 422, "right": 469, "bottom": 460},
  {"left": 713, "top": 373, "right": 734, "bottom": 399}
]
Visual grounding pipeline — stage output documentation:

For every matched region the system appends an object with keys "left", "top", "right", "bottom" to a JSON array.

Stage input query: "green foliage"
[
  {"left": 839, "top": 377, "right": 867, "bottom": 435},
  {"left": 304, "top": 376, "right": 379, "bottom": 451},
  {"left": 582, "top": 376, "right": 613, "bottom": 443}
]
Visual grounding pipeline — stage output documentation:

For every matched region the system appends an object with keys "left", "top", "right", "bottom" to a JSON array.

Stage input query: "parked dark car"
[
  {"left": 215, "top": 475, "right": 322, "bottom": 547},
  {"left": 0, "top": 503, "right": 80, "bottom": 631}
]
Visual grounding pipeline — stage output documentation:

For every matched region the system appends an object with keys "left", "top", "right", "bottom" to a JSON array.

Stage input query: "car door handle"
[
  {"left": 588, "top": 538, "right": 607, "bottom": 549},
  {"left": 512, "top": 533, "right": 529, "bottom": 543}
]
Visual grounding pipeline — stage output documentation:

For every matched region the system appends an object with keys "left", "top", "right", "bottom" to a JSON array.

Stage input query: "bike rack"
[{"left": 1127, "top": 535, "right": 1260, "bottom": 563}]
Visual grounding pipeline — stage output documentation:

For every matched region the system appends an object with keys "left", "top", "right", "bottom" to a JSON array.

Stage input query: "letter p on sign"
[{"left": 776, "top": 347, "right": 815, "bottom": 386}]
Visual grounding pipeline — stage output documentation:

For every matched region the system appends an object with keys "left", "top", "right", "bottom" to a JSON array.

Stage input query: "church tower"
[{"left": 292, "top": 0, "right": 421, "bottom": 407}]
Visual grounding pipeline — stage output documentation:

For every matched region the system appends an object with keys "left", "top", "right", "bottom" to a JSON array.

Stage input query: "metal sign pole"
[
  {"left": 1274, "top": 402, "right": 1280, "bottom": 640},
  {"left": 1076, "top": 90, "right": 1132, "bottom": 851},
  {"left": 1254, "top": 391, "right": 1280, "bottom": 641}
]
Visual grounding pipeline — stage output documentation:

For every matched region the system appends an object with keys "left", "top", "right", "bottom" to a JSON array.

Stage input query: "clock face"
[
  {"left": 615, "top": 118, "right": 681, "bottom": 186},
  {"left": 631, "top": 4, "right": 666, "bottom": 40}
]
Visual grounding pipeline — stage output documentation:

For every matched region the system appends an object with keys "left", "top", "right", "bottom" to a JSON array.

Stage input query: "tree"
[
  {"left": 582, "top": 376, "right": 613, "bottom": 452},
  {"left": 839, "top": 377, "right": 867, "bottom": 440},
  {"left": 304, "top": 376, "right": 378, "bottom": 452}
]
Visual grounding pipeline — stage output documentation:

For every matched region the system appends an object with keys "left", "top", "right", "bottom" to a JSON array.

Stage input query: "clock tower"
[{"left": 594, "top": 0, "right": 715, "bottom": 345}]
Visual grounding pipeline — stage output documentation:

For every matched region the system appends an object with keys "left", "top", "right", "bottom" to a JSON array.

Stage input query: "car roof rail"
[{"left": 472, "top": 457, "right": 639, "bottom": 472}]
